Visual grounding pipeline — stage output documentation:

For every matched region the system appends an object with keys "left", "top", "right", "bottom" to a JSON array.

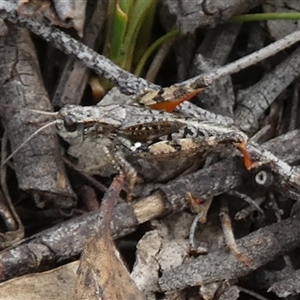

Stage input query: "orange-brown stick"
[{"left": 238, "top": 142, "right": 252, "bottom": 170}]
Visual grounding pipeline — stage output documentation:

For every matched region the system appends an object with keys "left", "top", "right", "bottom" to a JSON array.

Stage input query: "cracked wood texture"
[
  {"left": 0, "top": 23, "right": 75, "bottom": 208},
  {"left": 161, "top": 0, "right": 264, "bottom": 33}
]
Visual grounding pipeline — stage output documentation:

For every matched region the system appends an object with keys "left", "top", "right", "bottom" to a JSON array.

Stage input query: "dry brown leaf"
[
  {"left": 75, "top": 223, "right": 145, "bottom": 300},
  {"left": 0, "top": 261, "right": 78, "bottom": 300},
  {"left": 75, "top": 176, "right": 145, "bottom": 300}
]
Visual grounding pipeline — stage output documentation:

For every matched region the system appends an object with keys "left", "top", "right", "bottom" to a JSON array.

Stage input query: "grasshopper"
[
  {"left": 2, "top": 99, "right": 251, "bottom": 185},
  {"left": 54, "top": 102, "right": 251, "bottom": 184}
]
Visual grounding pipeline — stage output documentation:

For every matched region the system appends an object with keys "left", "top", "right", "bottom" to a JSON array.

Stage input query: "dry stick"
[
  {"left": 247, "top": 142, "right": 300, "bottom": 202},
  {"left": 268, "top": 268, "right": 300, "bottom": 298},
  {"left": 219, "top": 199, "right": 251, "bottom": 266},
  {"left": 227, "top": 190, "right": 264, "bottom": 217},
  {"left": 235, "top": 197, "right": 266, "bottom": 220},
  {"left": 52, "top": 0, "right": 108, "bottom": 107},
  {"left": 182, "top": 29, "right": 300, "bottom": 90},
  {"left": 238, "top": 287, "right": 269, "bottom": 300},
  {"left": 2, "top": 1, "right": 300, "bottom": 97},
  {"left": 145, "top": 37, "right": 176, "bottom": 82},
  {"left": 0, "top": 193, "right": 165, "bottom": 282},
  {"left": 261, "top": 129, "right": 300, "bottom": 164},
  {"left": 158, "top": 214, "right": 300, "bottom": 292},
  {"left": 0, "top": 0, "right": 157, "bottom": 95}
]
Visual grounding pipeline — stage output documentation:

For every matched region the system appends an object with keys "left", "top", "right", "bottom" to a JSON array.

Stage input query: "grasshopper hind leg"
[{"left": 103, "top": 147, "right": 139, "bottom": 202}]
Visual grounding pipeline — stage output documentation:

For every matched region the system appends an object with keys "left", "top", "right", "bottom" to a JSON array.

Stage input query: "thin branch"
[
  {"left": 178, "top": 29, "right": 300, "bottom": 90},
  {"left": 0, "top": 0, "right": 157, "bottom": 95}
]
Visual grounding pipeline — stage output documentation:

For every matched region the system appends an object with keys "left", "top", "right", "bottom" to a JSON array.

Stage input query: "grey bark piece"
[
  {"left": 198, "top": 23, "right": 241, "bottom": 66},
  {"left": 190, "top": 54, "right": 235, "bottom": 117},
  {"left": 0, "top": 24, "right": 75, "bottom": 208},
  {"left": 52, "top": 0, "right": 108, "bottom": 107},
  {"left": 261, "top": 129, "right": 300, "bottom": 164},
  {"left": 162, "top": 0, "right": 263, "bottom": 34},
  {"left": 189, "top": 23, "right": 241, "bottom": 117},
  {"left": 235, "top": 47, "right": 300, "bottom": 134},
  {"left": 268, "top": 269, "right": 300, "bottom": 297},
  {"left": 263, "top": 0, "right": 300, "bottom": 40}
]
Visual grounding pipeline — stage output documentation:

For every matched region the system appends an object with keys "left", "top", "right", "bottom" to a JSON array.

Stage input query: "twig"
[
  {"left": 188, "top": 213, "right": 203, "bottom": 252},
  {"left": 0, "top": 0, "right": 157, "bottom": 95},
  {"left": 227, "top": 190, "right": 264, "bottom": 217},
  {"left": 0, "top": 191, "right": 166, "bottom": 281},
  {"left": 180, "top": 29, "right": 300, "bottom": 91},
  {"left": 268, "top": 269, "right": 300, "bottom": 297},
  {"left": 145, "top": 37, "right": 176, "bottom": 82},
  {"left": 188, "top": 197, "right": 213, "bottom": 252},
  {"left": 238, "top": 287, "right": 270, "bottom": 300},
  {"left": 220, "top": 199, "right": 251, "bottom": 266},
  {"left": 248, "top": 142, "right": 300, "bottom": 201},
  {"left": 52, "top": 0, "right": 108, "bottom": 107},
  {"left": 158, "top": 214, "right": 300, "bottom": 292},
  {"left": 235, "top": 197, "right": 266, "bottom": 220}
]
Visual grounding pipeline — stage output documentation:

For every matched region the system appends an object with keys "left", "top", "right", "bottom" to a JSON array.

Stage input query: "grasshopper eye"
[{"left": 64, "top": 115, "right": 77, "bottom": 132}]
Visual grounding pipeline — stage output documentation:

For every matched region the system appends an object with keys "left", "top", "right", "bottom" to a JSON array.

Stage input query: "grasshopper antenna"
[
  {"left": 0, "top": 103, "right": 58, "bottom": 117},
  {"left": 1, "top": 119, "right": 62, "bottom": 167}
]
